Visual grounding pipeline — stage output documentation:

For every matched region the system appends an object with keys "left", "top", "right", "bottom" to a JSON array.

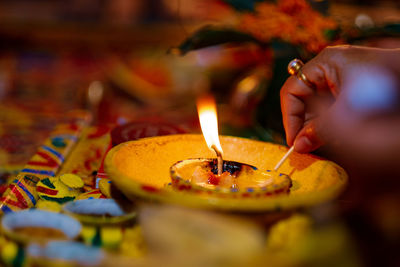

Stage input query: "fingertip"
[
  {"left": 287, "top": 139, "right": 294, "bottom": 147},
  {"left": 293, "top": 123, "right": 324, "bottom": 153},
  {"left": 285, "top": 134, "right": 294, "bottom": 147},
  {"left": 293, "top": 136, "right": 313, "bottom": 153}
]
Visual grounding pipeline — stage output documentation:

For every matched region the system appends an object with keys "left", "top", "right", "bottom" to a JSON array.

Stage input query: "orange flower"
[{"left": 238, "top": 0, "right": 339, "bottom": 53}]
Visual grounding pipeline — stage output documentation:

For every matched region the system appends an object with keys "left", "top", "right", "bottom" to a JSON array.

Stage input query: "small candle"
[
  {"left": 168, "top": 94, "right": 293, "bottom": 197},
  {"left": 197, "top": 94, "right": 224, "bottom": 175}
]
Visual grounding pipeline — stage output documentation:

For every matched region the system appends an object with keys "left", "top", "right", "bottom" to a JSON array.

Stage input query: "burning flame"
[{"left": 197, "top": 94, "right": 223, "bottom": 156}]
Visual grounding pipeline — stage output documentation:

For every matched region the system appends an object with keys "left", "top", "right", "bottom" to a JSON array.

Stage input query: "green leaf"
[
  {"left": 346, "top": 23, "right": 400, "bottom": 43},
  {"left": 383, "top": 23, "right": 400, "bottom": 35},
  {"left": 221, "top": 0, "right": 268, "bottom": 12},
  {"left": 323, "top": 28, "right": 341, "bottom": 41},
  {"left": 172, "top": 25, "right": 264, "bottom": 55}
]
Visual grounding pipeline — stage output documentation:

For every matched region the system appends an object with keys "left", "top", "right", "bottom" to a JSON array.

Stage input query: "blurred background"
[{"left": 1, "top": 0, "right": 400, "bottom": 171}]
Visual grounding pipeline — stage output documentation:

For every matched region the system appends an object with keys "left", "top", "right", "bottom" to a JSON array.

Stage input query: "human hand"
[{"left": 280, "top": 45, "right": 400, "bottom": 154}]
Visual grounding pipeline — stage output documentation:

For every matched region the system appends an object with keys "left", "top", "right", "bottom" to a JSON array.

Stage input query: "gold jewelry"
[{"left": 288, "top": 59, "right": 315, "bottom": 89}]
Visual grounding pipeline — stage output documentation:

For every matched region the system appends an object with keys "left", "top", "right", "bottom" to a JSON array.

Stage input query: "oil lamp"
[{"left": 169, "top": 94, "right": 292, "bottom": 197}]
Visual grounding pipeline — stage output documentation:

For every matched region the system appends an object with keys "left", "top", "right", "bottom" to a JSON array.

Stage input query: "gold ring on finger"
[{"left": 288, "top": 59, "right": 315, "bottom": 89}]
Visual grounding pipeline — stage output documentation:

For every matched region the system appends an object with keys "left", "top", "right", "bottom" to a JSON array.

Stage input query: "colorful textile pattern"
[
  {"left": 0, "top": 105, "right": 59, "bottom": 178},
  {"left": 0, "top": 111, "right": 90, "bottom": 213},
  {"left": 58, "top": 125, "right": 111, "bottom": 190}
]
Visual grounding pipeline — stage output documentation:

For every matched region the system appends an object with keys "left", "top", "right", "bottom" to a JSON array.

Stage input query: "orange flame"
[{"left": 197, "top": 94, "right": 223, "bottom": 156}]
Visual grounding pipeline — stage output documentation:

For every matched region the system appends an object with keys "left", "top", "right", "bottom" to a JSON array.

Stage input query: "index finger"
[{"left": 280, "top": 75, "right": 315, "bottom": 146}]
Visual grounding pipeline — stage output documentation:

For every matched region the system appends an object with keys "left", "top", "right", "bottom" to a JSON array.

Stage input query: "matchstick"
[{"left": 274, "top": 146, "right": 294, "bottom": 172}]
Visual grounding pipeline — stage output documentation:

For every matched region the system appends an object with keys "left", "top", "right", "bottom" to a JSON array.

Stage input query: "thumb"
[{"left": 293, "top": 120, "right": 324, "bottom": 153}]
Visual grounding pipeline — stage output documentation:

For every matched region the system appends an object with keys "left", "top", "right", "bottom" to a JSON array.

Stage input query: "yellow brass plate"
[{"left": 105, "top": 134, "right": 347, "bottom": 211}]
